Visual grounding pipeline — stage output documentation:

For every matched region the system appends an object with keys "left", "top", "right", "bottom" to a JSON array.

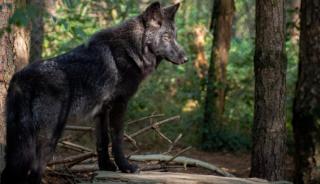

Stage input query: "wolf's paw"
[
  {"left": 99, "top": 161, "right": 117, "bottom": 171},
  {"left": 119, "top": 163, "right": 139, "bottom": 173}
]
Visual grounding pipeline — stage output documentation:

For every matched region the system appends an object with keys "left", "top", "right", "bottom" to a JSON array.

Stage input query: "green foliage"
[{"left": 201, "top": 128, "right": 251, "bottom": 151}]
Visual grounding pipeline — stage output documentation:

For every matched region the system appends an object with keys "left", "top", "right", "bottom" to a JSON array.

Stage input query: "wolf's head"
[{"left": 141, "top": 2, "right": 188, "bottom": 65}]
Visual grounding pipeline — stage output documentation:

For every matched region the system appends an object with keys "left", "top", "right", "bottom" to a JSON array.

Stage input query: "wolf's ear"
[
  {"left": 143, "top": 2, "right": 163, "bottom": 28},
  {"left": 163, "top": 3, "right": 180, "bottom": 20}
]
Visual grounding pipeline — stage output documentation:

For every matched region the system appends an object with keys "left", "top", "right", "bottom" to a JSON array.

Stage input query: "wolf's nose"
[{"left": 183, "top": 56, "right": 188, "bottom": 63}]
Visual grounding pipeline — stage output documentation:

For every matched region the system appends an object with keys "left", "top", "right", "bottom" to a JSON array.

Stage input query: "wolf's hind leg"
[
  {"left": 28, "top": 97, "right": 70, "bottom": 183},
  {"left": 96, "top": 107, "right": 117, "bottom": 171},
  {"left": 110, "top": 100, "right": 139, "bottom": 173},
  {"left": 28, "top": 139, "right": 58, "bottom": 184}
]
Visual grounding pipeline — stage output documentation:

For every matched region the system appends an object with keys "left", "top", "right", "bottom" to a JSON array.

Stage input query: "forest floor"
[
  {"left": 44, "top": 149, "right": 294, "bottom": 184},
  {"left": 184, "top": 150, "right": 294, "bottom": 179}
]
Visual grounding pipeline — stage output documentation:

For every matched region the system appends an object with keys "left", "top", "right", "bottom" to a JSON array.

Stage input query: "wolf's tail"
[{"left": 1, "top": 75, "right": 36, "bottom": 184}]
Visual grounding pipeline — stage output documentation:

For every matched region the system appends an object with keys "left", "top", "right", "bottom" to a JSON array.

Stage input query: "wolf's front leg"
[
  {"left": 110, "top": 100, "right": 139, "bottom": 173},
  {"left": 96, "top": 108, "right": 117, "bottom": 171}
]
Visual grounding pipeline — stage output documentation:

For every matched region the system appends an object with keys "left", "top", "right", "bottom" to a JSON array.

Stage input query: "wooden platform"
[{"left": 81, "top": 171, "right": 277, "bottom": 184}]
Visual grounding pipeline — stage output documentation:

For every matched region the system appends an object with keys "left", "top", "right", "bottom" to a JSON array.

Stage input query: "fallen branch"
[
  {"left": 124, "top": 133, "right": 139, "bottom": 150},
  {"left": 59, "top": 141, "right": 93, "bottom": 153},
  {"left": 141, "top": 164, "right": 186, "bottom": 171},
  {"left": 153, "top": 127, "right": 172, "bottom": 143},
  {"left": 128, "top": 154, "right": 234, "bottom": 177},
  {"left": 165, "top": 133, "right": 183, "bottom": 154},
  {"left": 127, "top": 114, "right": 165, "bottom": 125},
  {"left": 165, "top": 146, "right": 192, "bottom": 164},
  {"left": 48, "top": 152, "right": 96, "bottom": 166},
  {"left": 129, "top": 115, "right": 180, "bottom": 138}
]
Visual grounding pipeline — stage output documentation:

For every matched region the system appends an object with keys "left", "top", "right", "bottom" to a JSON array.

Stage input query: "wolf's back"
[{"left": 1, "top": 74, "right": 36, "bottom": 184}]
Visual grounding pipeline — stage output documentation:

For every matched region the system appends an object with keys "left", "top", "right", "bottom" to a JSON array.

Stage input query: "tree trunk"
[
  {"left": 0, "top": 0, "right": 30, "bottom": 175},
  {"left": 203, "top": 0, "right": 234, "bottom": 140},
  {"left": 0, "top": 0, "right": 14, "bottom": 174},
  {"left": 250, "top": 0, "right": 287, "bottom": 181},
  {"left": 193, "top": 25, "right": 208, "bottom": 79},
  {"left": 287, "top": 0, "right": 300, "bottom": 45},
  {"left": 292, "top": 0, "right": 320, "bottom": 183},
  {"left": 29, "top": 0, "right": 45, "bottom": 62}
]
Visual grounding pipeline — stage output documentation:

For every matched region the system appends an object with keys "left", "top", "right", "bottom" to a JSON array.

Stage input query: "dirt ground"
[
  {"left": 44, "top": 148, "right": 294, "bottom": 184},
  {"left": 184, "top": 149, "right": 293, "bottom": 180},
  {"left": 184, "top": 150, "right": 252, "bottom": 177},
  {"left": 43, "top": 128, "right": 294, "bottom": 183}
]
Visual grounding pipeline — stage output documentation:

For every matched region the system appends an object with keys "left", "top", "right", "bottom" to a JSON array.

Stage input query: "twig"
[
  {"left": 127, "top": 114, "right": 165, "bottom": 125},
  {"left": 165, "top": 146, "right": 192, "bottom": 164},
  {"left": 48, "top": 152, "right": 96, "bottom": 167},
  {"left": 164, "top": 133, "right": 183, "bottom": 154},
  {"left": 59, "top": 141, "right": 93, "bottom": 152},
  {"left": 124, "top": 133, "right": 139, "bottom": 150},
  {"left": 152, "top": 127, "right": 172, "bottom": 143},
  {"left": 129, "top": 115, "right": 180, "bottom": 138},
  {"left": 141, "top": 165, "right": 186, "bottom": 171}
]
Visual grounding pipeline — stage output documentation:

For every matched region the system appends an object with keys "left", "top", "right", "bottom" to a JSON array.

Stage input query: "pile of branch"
[{"left": 46, "top": 114, "right": 235, "bottom": 183}]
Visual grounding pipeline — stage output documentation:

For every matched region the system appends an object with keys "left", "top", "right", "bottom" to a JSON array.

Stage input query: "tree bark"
[
  {"left": 203, "top": 0, "right": 234, "bottom": 140},
  {"left": 0, "top": 0, "right": 30, "bottom": 175},
  {"left": 250, "top": 0, "right": 287, "bottom": 181},
  {"left": 29, "top": 0, "right": 45, "bottom": 62},
  {"left": 292, "top": 0, "right": 320, "bottom": 183},
  {"left": 0, "top": 0, "right": 14, "bottom": 174}
]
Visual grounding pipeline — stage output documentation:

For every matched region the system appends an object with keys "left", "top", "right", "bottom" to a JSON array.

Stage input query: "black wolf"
[{"left": 0, "top": 2, "right": 187, "bottom": 184}]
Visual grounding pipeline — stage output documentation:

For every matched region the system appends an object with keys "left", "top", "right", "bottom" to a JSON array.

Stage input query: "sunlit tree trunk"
[
  {"left": 250, "top": 0, "right": 287, "bottom": 181},
  {"left": 292, "top": 0, "right": 320, "bottom": 183},
  {"left": 193, "top": 25, "right": 208, "bottom": 79},
  {"left": 0, "top": 0, "right": 30, "bottom": 175},
  {"left": 287, "top": 0, "right": 300, "bottom": 45},
  {"left": 203, "top": 0, "right": 234, "bottom": 140}
]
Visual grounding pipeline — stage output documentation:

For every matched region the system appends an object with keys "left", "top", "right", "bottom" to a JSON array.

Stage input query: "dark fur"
[{"left": 1, "top": 2, "right": 187, "bottom": 184}]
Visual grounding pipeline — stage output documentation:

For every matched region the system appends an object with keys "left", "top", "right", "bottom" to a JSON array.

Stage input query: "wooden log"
[
  {"left": 91, "top": 171, "right": 271, "bottom": 184},
  {"left": 128, "top": 154, "right": 234, "bottom": 177}
]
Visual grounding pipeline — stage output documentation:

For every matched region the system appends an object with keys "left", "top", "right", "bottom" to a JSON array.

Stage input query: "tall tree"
[
  {"left": 0, "top": 0, "right": 30, "bottom": 174},
  {"left": 287, "top": 0, "right": 300, "bottom": 45},
  {"left": 0, "top": 0, "right": 14, "bottom": 174},
  {"left": 29, "top": 0, "right": 45, "bottom": 62},
  {"left": 292, "top": 0, "right": 320, "bottom": 183},
  {"left": 250, "top": 0, "right": 287, "bottom": 181},
  {"left": 193, "top": 25, "right": 208, "bottom": 79},
  {"left": 29, "top": 0, "right": 55, "bottom": 62},
  {"left": 203, "top": 0, "right": 234, "bottom": 140}
]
